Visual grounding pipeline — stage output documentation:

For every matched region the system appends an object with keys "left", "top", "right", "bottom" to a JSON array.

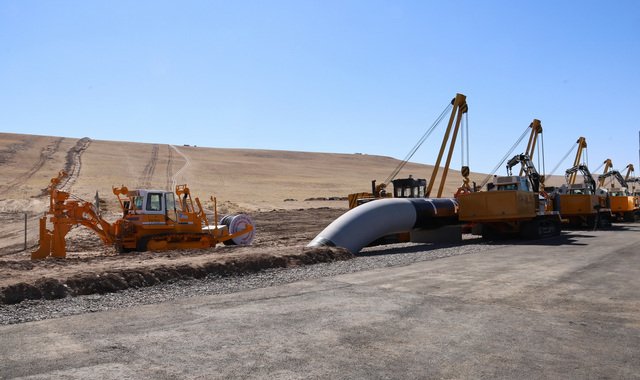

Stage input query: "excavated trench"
[
  {"left": 0, "top": 246, "right": 351, "bottom": 304},
  {"left": 0, "top": 207, "right": 351, "bottom": 304}
]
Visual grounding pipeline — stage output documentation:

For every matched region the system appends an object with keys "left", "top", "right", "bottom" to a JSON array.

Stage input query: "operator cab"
[
  {"left": 568, "top": 183, "right": 592, "bottom": 195},
  {"left": 391, "top": 176, "right": 426, "bottom": 198},
  {"left": 491, "top": 176, "right": 530, "bottom": 192},
  {"left": 124, "top": 189, "right": 177, "bottom": 216},
  {"left": 608, "top": 187, "right": 630, "bottom": 196}
]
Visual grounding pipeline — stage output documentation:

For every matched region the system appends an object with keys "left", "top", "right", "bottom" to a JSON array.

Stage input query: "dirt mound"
[{"left": 0, "top": 246, "right": 351, "bottom": 304}]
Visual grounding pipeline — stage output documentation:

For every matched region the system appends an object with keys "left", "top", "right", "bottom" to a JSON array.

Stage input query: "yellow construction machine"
[
  {"left": 558, "top": 164, "right": 612, "bottom": 227},
  {"left": 458, "top": 153, "right": 561, "bottom": 239},
  {"left": 624, "top": 164, "right": 640, "bottom": 211},
  {"left": 348, "top": 93, "right": 470, "bottom": 208},
  {"left": 554, "top": 138, "right": 612, "bottom": 227},
  {"left": 32, "top": 171, "right": 255, "bottom": 259},
  {"left": 598, "top": 162, "right": 638, "bottom": 222}
]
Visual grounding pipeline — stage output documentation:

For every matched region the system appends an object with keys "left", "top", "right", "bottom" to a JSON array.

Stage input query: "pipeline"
[{"left": 307, "top": 197, "right": 459, "bottom": 254}]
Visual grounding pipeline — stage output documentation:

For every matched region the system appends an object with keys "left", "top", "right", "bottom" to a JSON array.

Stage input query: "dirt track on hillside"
[{"left": 0, "top": 207, "right": 349, "bottom": 304}]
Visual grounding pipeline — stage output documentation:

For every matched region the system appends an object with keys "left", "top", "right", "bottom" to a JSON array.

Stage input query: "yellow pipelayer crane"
[
  {"left": 347, "top": 93, "right": 470, "bottom": 208},
  {"left": 459, "top": 153, "right": 561, "bottom": 239},
  {"left": 598, "top": 161, "right": 638, "bottom": 222},
  {"left": 556, "top": 137, "right": 611, "bottom": 227},
  {"left": 458, "top": 119, "right": 561, "bottom": 239},
  {"left": 623, "top": 164, "right": 640, "bottom": 211}
]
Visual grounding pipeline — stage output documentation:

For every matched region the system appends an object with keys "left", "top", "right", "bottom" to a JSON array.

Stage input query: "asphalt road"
[{"left": 2, "top": 226, "right": 640, "bottom": 379}]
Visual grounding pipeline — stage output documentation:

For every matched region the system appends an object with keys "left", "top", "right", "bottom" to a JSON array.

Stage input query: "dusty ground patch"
[{"left": 0, "top": 207, "right": 349, "bottom": 304}]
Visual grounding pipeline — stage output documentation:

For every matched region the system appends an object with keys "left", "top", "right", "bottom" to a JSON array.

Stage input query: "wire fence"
[{"left": 0, "top": 212, "right": 40, "bottom": 255}]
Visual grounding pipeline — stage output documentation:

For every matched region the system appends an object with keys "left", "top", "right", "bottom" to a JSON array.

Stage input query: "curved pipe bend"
[{"left": 307, "top": 197, "right": 458, "bottom": 254}]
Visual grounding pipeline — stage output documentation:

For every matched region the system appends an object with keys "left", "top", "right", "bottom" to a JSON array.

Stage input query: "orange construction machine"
[
  {"left": 554, "top": 138, "right": 611, "bottom": 227},
  {"left": 32, "top": 171, "right": 255, "bottom": 259},
  {"left": 598, "top": 163, "right": 638, "bottom": 222},
  {"left": 557, "top": 164, "right": 611, "bottom": 227},
  {"left": 458, "top": 153, "right": 561, "bottom": 239}
]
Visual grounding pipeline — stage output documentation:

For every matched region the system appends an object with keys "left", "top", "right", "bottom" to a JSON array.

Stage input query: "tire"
[
  {"left": 623, "top": 211, "right": 635, "bottom": 223},
  {"left": 136, "top": 237, "right": 149, "bottom": 252}
]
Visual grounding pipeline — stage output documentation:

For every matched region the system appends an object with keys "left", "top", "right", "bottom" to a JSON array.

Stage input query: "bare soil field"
[
  {"left": 2, "top": 132, "right": 473, "bottom": 304},
  {"left": 0, "top": 207, "right": 350, "bottom": 304},
  {"left": 0, "top": 132, "right": 569, "bottom": 305}
]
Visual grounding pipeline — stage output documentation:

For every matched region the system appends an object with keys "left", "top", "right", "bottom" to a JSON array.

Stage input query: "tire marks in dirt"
[
  {"left": 137, "top": 144, "right": 159, "bottom": 188},
  {"left": 1, "top": 138, "right": 63, "bottom": 195},
  {"left": 169, "top": 145, "right": 191, "bottom": 190},
  {"left": 58, "top": 138, "right": 92, "bottom": 192},
  {"left": 165, "top": 145, "right": 174, "bottom": 190},
  {"left": 0, "top": 140, "right": 33, "bottom": 165}
]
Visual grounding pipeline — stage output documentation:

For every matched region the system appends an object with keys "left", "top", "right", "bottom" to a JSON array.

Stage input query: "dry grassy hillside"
[{"left": 0, "top": 132, "right": 487, "bottom": 213}]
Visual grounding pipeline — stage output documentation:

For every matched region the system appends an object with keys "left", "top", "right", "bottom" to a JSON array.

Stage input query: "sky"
[{"left": 1, "top": 0, "right": 640, "bottom": 176}]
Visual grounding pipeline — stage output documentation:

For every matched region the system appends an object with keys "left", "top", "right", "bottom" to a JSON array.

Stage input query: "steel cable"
[
  {"left": 479, "top": 125, "right": 531, "bottom": 188},
  {"left": 383, "top": 103, "right": 453, "bottom": 185}
]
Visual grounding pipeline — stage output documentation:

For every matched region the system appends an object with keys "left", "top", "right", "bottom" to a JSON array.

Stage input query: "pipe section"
[{"left": 307, "top": 197, "right": 458, "bottom": 254}]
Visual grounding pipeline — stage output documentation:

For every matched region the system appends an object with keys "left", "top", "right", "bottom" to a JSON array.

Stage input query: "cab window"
[
  {"left": 146, "top": 193, "right": 163, "bottom": 212},
  {"left": 165, "top": 192, "right": 176, "bottom": 211},
  {"left": 133, "top": 196, "right": 143, "bottom": 210}
]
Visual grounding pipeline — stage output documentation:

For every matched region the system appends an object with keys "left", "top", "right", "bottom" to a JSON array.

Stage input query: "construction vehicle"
[
  {"left": 624, "top": 164, "right": 640, "bottom": 211},
  {"left": 32, "top": 171, "right": 255, "bottom": 259},
  {"left": 597, "top": 159, "right": 613, "bottom": 187},
  {"left": 348, "top": 93, "right": 470, "bottom": 208},
  {"left": 553, "top": 137, "right": 612, "bottom": 227},
  {"left": 624, "top": 164, "right": 635, "bottom": 182},
  {"left": 557, "top": 164, "right": 612, "bottom": 227},
  {"left": 598, "top": 163, "right": 638, "bottom": 222},
  {"left": 478, "top": 119, "right": 544, "bottom": 191},
  {"left": 458, "top": 152, "right": 561, "bottom": 239}
]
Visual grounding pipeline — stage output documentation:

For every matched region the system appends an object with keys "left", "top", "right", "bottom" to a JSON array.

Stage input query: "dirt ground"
[
  {"left": 0, "top": 207, "right": 350, "bottom": 304},
  {"left": 0, "top": 132, "right": 568, "bottom": 305}
]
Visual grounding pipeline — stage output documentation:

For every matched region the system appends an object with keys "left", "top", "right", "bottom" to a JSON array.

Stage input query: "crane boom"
[
  {"left": 426, "top": 93, "right": 469, "bottom": 198},
  {"left": 624, "top": 164, "right": 635, "bottom": 181},
  {"left": 568, "top": 137, "right": 587, "bottom": 185},
  {"left": 506, "top": 154, "right": 541, "bottom": 193},
  {"left": 598, "top": 159, "right": 613, "bottom": 187},
  {"left": 519, "top": 119, "right": 542, "bottom": 176},
  {"left": 565, "top": 164, "right": 596, "bottom": 192}
]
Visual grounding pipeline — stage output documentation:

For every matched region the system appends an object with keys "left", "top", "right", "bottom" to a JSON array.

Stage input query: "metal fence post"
[{"left": 24, "top": 212, "right": 27, "bottom": 251}]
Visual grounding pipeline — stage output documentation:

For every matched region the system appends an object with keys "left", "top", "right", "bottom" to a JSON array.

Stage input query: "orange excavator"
[{"left": 32, "top": 171, "right": 255, "bottom": 259}]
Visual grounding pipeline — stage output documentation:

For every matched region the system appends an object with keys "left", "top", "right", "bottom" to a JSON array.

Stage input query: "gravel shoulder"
[
  {"left": 0, "top": 236, "right": 494, "bottom": 325},
  {"left": 1, "top": 226, "right": 639, "bottom": 379}
]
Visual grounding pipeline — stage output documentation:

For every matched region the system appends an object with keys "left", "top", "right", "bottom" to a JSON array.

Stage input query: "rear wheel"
[
  {"left": 623, "top": 211, "right": 635, "bottom": 222},
  {"left": 136, "top": 237, "right": 149, "bottom": 252},
  {"left": 520, "top": 217, "right": 560, "bottom": 239},
  {"left": 481, "top": 225, "right": 499, "bottom": 240},
  {"left": 597, "top": 213, "right": 612, "bottom": 228}
]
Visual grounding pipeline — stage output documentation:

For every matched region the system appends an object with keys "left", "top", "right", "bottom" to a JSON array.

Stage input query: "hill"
[{"left": 0, "top": 132, "right": 488, "bottom": 214}]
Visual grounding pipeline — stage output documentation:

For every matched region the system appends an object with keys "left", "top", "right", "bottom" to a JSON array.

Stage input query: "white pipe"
[{"left": 307, "top": 197, "right": 458, "bottom": 254}]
